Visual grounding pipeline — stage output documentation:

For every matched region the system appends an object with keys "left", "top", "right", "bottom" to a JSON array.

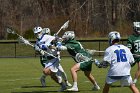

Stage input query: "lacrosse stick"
[
  {"left": 133, "top": 54, "right": 140, "bottom": 58},
  {"left": 86, "top": 49, "right": 104, "bottom": 55},
  {"left": 7, "top": 27, "right": 34, "bottom": 47},
  {"left": 6, "top": 27, "right": 57, "bottom": 58},
  {"left": 7, "top": 27, "right": 22, "bottom": 37},
  {"left": 55, "top": 20, "right": 69, "bottom": 35}
]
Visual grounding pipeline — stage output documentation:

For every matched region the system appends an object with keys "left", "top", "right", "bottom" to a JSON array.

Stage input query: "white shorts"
[
  {"left": 44, "top": 58, "right": 59, "bottom": 72},
  {"left": 106, "top": 75, "right": 133, "bottom": 86}
]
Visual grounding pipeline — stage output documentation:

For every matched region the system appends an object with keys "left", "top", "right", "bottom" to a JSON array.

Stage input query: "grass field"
[{"left": 0, "top": 57, "right": 140, "bottom": 93}]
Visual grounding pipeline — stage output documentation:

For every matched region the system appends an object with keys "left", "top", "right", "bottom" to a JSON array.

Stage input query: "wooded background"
[{"left": 0, "top": 0, "right": 140, "bottom": 39}]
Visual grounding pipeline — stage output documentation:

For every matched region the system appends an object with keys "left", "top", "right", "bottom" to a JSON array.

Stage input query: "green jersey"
[
  {"left": 64, "top": 39, "right": 92, "bottom": 61},
  {"left": 127, "top": 34, "right": 140, "bottom": 54},
  {"left": 64, "top": 39, "right": 93, "bottom": 71},
  {"left": 127, "top": 34, "right": 140, "bottom": 63}
]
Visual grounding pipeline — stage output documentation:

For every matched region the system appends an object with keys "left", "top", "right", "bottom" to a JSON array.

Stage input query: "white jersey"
[
  {"left": 36, "top": 34, "right": 58, "bottom": 56},
  {"left": 103, "top": 44, "right": 134, "bottom": 76}
]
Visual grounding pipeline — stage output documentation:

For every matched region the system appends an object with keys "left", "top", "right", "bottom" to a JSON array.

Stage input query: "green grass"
[{"left": 0, "top": 57, "right": 139, "bottom": 93}]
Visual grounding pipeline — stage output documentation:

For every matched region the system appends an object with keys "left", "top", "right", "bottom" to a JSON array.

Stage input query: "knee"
[
  {"left": 70, "top": 67, "right": 76, "bottom": 72},
  {"left": 43, "top": 68, "right": 51, "bottom": 75}
]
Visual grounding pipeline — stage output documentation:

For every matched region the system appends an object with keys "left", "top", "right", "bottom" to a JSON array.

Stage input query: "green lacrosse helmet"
[{"left": 62, "top": 31, "right": 75, "bottom": 41}]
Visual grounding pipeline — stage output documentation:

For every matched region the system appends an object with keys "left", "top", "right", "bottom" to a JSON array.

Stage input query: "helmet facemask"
[
  {"left": 62, "top": 31, "right": 75, "bottom": 42},
  {"left": 33, "top": 27, "right": 43, "bottom": 39}
]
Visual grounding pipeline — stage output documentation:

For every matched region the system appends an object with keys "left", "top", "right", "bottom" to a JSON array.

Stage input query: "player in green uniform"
[
  {"left": 58, "top": 31, "right": 100, "bottom": 91},
  {"left": 127, "top": 22, "right": 140, "bottom": 84}
]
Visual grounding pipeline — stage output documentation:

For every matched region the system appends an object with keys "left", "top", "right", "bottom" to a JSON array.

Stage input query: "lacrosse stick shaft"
[
  {"left": 133, "top": 54, "right": 140, "bottom": 57},
  {"left": 56, "top": 28, "right": 62, "bottom": 35},
  {"left": 26, "top": 42, "right": 57, "bottom": 58},
  {"left": 94, "top": 50, "right": 105, "bottom": 53}
]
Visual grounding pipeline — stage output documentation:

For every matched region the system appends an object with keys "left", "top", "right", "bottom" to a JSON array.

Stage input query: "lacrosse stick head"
[
  {"left": 61, "top": 20, "right": 69, "bottom": 30},
  {"left": 6, "top": 27, "right": 16, "bottom": 34}
]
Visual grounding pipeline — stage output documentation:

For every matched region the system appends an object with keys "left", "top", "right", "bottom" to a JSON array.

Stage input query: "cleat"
[
  {"left": 58, "top": 84, "right": 67, "bottom": 92},
  {"left": 67, "top": 87, "right": 78, "bottom": 91},
  {"left": 92, "top": 85, "right": 100, "bottom": 91},
  {"left": 66, "top": 81, "right": 72, "bottom": 87}
]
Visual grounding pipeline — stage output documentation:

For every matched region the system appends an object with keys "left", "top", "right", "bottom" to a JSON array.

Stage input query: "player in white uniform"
[
  {"left": 33, "top": 27, "right": 67, "bottom": 91},
  {"left": 94, "top": 31, "right": 140, "bottom": 93},
  {"left": 39, "top": 28, "right": 71, "bottom": 87}
]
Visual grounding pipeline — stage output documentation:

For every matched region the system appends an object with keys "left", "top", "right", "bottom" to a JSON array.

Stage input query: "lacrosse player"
[
  {"left": 33, "top": 26, "right": 67, "bottom": 91},
  {"left": 94, "top": 31, "right": 140, "bottom": 93},
  {"left": 57, "top": 31, "right": 100, "bottom": 91},
  {"left": 127, "top": 22, "right": 140, "bottom": 84},
  {"left": 39, "top": 28, "right": 71, "bottom": 87}
]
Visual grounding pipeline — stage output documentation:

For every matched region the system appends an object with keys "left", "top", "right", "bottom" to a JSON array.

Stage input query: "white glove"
[
  {"left": 86, "top": 49, "right": 96, "bottom": 55},
  {"left": 94, "top": 59, "right": 100, "bottom": 66},
  {"left": 23, "top": 39, "right": 30, "bottom": 45},
  {"left": 39, "top": 50, "right": 45, "bottom": 55},
  {"left": 18, "top": 36, "right": 30, "bottom": 45}
]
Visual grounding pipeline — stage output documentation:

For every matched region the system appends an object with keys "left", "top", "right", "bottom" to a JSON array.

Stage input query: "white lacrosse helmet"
[
  {"left": 42, "top": 28, "right": 51, "bottom": 35},
  {"left": 133, "top": 22, "right": 140, "bottom": 34},
  {"left": 33, "top": 26, "right": 43, "bottom": 39},
  {"left": 62, "top": 31, "right": 75, "bottom": 41},
  {"left": 108, "top": 31, "right": 121, "bottom": 45}
]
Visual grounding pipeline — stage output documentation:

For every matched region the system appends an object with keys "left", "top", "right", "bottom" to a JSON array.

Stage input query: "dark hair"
[{"left": 112, "top": 39, "right": 120, "bottom": 44}]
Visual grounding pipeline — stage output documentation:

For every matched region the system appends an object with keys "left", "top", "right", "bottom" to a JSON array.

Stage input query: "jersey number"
[
  {"left": 114, "top": 49, "right": 127, "bottom": 62},
  {"left": 134, "top": 42, "right": 140, "bottom": 52}
]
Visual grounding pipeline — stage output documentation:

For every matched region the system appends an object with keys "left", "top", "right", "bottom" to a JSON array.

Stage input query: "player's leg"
[
  {"left": 40, "top": 73, "right": 47, "bottom": 87},
  {"left": 48, "top": 58, "right": 67, "bottom": 91},
  {"left": 84, "top": 71, "right": 100, "bottom": 90},
  {"left": 104, "top": 76, "right": 118, "bottom": 93},
  {"left": 121, "top": 75, "right": 140, "bottom": 93},
  {"left": 67, "top": 63, "right": 80, "bottom": 91},
  {"left": 58, "top": 64, "right": 72, "bottom": 86},
  {"left": 133, "top": 62, "right": 140, "bottom": 84},
  {"left": 80, "top": 61, "right": 100, "bottom": 90},
  {"left": 103, "top": 83, "right": 110, "bottom": 93},
  {"left": 129, "top": 83, "right": 140, "bottom": 93},
  {"left": 40, "top": 57, "right": 47, "bottom": 87},
  {"left": 50, "top": 72, "right": 67, "bottom": 92}
]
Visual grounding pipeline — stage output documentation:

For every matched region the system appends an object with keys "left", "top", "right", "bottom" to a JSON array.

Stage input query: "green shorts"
[{"left": 80, "top": 61, "right": 93, "bottom": 71}]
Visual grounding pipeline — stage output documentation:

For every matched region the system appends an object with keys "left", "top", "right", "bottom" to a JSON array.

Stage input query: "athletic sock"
[{"left": 73, "top": 82, "right": 78, "bottom": 88}]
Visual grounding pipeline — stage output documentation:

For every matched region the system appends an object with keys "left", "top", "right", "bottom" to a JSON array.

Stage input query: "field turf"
[{"left": 0, "top": 57, "right": 139, "bottom": 93}]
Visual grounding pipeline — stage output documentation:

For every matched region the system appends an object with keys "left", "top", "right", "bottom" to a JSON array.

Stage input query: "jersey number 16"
[{"left": 114, "top": 49, "right": 127, "bottom": 62}]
